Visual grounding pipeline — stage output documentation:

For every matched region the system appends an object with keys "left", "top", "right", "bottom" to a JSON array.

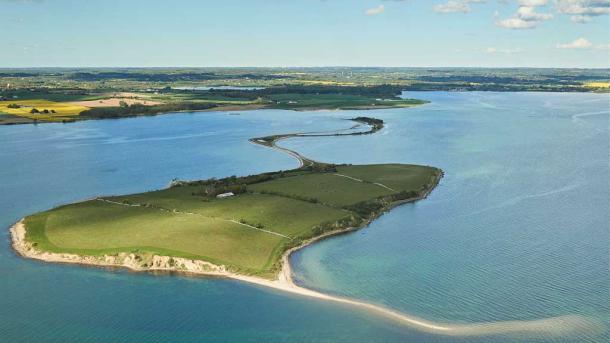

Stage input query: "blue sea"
[{"left": 0, "top": 92, "right": 608, "bottom": 342}]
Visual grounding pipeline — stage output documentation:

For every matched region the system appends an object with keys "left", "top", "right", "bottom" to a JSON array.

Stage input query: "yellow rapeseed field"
[
  {"left": 584, "top": 82, "right": 610, "bottom": 89},
  {"left": 0, "top": 100, "right": 89, "bottom": 122}
]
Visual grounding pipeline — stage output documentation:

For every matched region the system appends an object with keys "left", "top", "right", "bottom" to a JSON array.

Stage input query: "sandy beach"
[
  {"left": 7, "top": 117, "right": 605, "bottom": 339},
  {"left": 9, "top": 219, "right": 602, "bottom": 338}
]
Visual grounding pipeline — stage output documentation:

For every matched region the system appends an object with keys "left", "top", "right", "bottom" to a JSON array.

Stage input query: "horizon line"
[{"left": 1, "top": 66, "right": 609, "bottom": 70}]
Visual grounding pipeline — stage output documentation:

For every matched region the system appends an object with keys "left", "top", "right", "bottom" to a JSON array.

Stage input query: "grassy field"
[
  {"left": 23, "top": 164, "right": 441, "bottom": 277},
  {"left": 584, "top": 82, "right": 610, "bottom": 90},
  {"left": 0, "top": 100, "right": 89, "bottom": 122},
  {"left": 269, "top": 93, "right": 423, "bottom": 110},
  {"left": 336, "top": 164, "right": 439, "bottom": 191},
  {"left": 0, "top": 82, "right": 431, "bottom": 124},
  {"left": 248, "top": 173, "right": 393, "bottom": 207}
]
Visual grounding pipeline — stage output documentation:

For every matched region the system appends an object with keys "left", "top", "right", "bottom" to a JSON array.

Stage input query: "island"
[
  {"left": 10, "top": 113, "right": 602, "bottom": 337},
  {"left": 11, "top": 116, "right": 442, "bottom": 279}
]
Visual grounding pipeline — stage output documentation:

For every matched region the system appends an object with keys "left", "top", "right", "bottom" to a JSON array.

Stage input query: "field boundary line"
[
  {"left": 96, "top": 198, "right": 291, "bottom": 239},
  {"left": 333, "top": 173, "right": 397, "bottom": 192}
]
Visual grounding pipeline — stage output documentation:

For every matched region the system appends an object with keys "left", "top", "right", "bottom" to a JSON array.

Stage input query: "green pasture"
[{"left": 23, "top": 164, "right": 439, "bottom": 277}]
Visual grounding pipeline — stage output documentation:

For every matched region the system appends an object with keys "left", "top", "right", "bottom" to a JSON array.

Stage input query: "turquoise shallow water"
[{"left": 0, "top": 92, "right": 608, "bottom": 342}]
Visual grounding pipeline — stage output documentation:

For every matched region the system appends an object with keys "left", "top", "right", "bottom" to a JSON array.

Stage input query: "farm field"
[
  {"left": 269, "top": 93, "right": 423, "bottom": 110},
  {"left": 0, "top": 100, "right": 89, "bottom": 122},
  {"left": 335, "top": 164, "right": 439, "bottom": 192},
  {"left": 0, "top": 88, "right": 425, "bottom": 124},
  {"left": 23, "top": 164, "right": 441, "bottom": 277},
  {"left": 248, "top": 172, "right": 394, "bottom": 207}
]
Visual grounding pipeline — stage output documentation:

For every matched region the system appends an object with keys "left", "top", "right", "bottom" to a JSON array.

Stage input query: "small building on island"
[{"left": 216, "top": 192, "right": 235, "bottom": 199}]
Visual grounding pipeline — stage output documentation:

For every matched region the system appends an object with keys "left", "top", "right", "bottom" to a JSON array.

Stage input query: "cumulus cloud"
[
  {"left": 434, "top": 1, "right": 471, "bottom": 12},
  {"left": 518, "top": 0, "right": 548, "bottom": 6},
  {"left": 433, "top": 0, "right": 485, "bottom": 14},
  {"left": 554, "top": 0, "right": 610, "bottom": 23},
  {"left": 496, "top": 1, "right": 553, "bottom": 28},
  {"left": 365, "top": 4, "right": 385, "bottom": 15},
  {"left": 517, "top": 5, "right": 554, "bottom": 19},
  {"left": 556, "top": 37, "right": 593, "bottom": 48}
]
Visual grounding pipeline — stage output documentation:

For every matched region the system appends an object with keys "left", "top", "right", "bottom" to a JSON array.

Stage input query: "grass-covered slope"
[{"left": 23, "top": 164, "right": 441, "bottom": 278}]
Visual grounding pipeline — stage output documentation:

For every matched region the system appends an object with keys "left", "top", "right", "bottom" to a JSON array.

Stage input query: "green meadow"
[{"left": 24, "top": 164, "right": 441, "bottom": 278}]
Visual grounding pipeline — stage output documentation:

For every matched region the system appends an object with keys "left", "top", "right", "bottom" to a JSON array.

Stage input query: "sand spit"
[{"left": 9, "top": 220, "right": 603, "bottom": 338}]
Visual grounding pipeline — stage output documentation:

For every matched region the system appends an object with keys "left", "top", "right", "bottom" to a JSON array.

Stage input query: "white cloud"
[
  {"left": 496, "top": 17, "right": 538, "bottom": 27},
  {"left": 434, "top": 1, "right": 471, "bottom": 12},
  {"left": 519, "top": 0, "right": 548, "bottom": 5},
  {"left": 570, "top": 14, "right": 593, "bottom": 21},
  {"left": 486, "top": 47, "right": 524, "bottom": 53},
  {"left": 554, "top": 0, "right": 610, "bottom": 22},
  {"left": 596, "top": 43, "right": 610, "bottom": 50},
  {"left": 365, "top": 4, "right": 385, "bottom": 15},
  {"left": 433, "top": 0, "right": 485, "bottom": 13},
  {"left": 556, "top": 37, "right": 593, "bottom": 48},
  {"left": 496, "top": 1, "right": 553, "bottom": 28},
  {"left": 517, "top": 5, "right": 554, "bottom": 19}
]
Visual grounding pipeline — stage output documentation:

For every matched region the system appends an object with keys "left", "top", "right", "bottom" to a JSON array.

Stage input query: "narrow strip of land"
[{"left": 10, "top": 114, "right": 601, "bottom": 339}]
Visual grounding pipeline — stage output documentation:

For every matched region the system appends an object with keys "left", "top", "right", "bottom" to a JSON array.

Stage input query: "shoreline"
[
  {"left": 0, "top": 102, "right": 414, "bottom": 126},
  {"left": 9, "top": 210, "right": 602, "bottom": 337},
  {"left": 7, "top": 113, "right": 605, "bottom": 338}
]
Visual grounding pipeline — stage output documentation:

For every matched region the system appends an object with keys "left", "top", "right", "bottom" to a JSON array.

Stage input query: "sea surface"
[{"left": 0, "top": 92, "right": 608, "bottom": 342}]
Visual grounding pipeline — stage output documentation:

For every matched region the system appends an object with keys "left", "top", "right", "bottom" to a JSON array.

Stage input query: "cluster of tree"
[
  {"left": 301, "top": 163, "right": 338, "bottom": 173},
  {"left": 417, "top": 74, "right": 606, "bottom": 84},
  {"left": 352, "top": 117, "right": 384, "bottom": 133},
  {"left": 389, "top": 190, "right": 420, "bottom": 202},
  {"left": 69, "top": 72, "right": 288, "bottom": 82},
  {"left": 7, "top": 104, "right": 21, "bottom": 109},
  {"left": 257, "top": 189, "right": 319, "bottom": 204},
  {"left": 309, "top": 216, "right": 360, "bottom": 237},
  {"left": 79, "top": 102, "right": 217, "bottom": 119},
  {"left": 405, "top": 82, "right": 587, "bottom": 92},
  {"left": 0, "top": 72, "right": 40, "bottom": 77},
  {"left": 30, "top": 108, "right": 56, "bottom": 114},
  {"left": 345, "top": 190, "right": 422, "bottom": 219},
  {"left": 180, "top": 168, "right": 313, "bottom": 190},
  {"left": 345, "top": 200, "right": 385, "bottom": 219},
  {"left": 249, "top": 135, "right": 286, "bottom": 146},
  {"left": 198, "top": 182, "right": 247, "bottom": 198},
  {"left": 206, "top": 84, "right": 407, "bottom": 100},
  {"left": 238, "top": 218, "right": 265, "bottom": 229}
]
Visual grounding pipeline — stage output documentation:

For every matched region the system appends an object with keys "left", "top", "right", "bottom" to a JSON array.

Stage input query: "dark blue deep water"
[{"left": 1, "top": 92, "right": 608, "bottom": 342}]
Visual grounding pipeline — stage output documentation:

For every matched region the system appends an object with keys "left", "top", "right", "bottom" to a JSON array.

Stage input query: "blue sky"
[{"left": 1, "top": 0, "right": 609, "bottom": 68}]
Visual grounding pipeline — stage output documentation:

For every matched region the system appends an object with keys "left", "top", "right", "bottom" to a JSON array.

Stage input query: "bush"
[{"left": 79, "top": 102, "right": 218, "bottom": 119}]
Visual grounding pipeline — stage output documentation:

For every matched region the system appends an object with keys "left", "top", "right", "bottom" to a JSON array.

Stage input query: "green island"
[
  {"left": 12, "top": 116, "right": 442, "bottom": 279},
  {"left": 9, "top": 99, "right": 601, "bottom": 338}
]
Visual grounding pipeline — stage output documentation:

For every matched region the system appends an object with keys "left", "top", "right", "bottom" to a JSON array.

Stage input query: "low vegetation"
[
  {"left": 0, "top": 84, "right": 426, "bottom": 124},
  {"left": 78, "top": 102, "right": 218, "bottom": 119},
  {"left": 6, "top": 67, "right": 605, "bottom": 125},
  {"left": 23, "top": 164, "right": 441, "bottom": 278},
  {"left": 0, "top": 100, "right": 88, "bottom": 123}
]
